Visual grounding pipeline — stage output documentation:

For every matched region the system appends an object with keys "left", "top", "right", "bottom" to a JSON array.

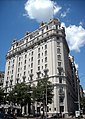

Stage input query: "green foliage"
[
  {"left": 0, "top": 88, "right": 4, "bottom": 104},
  {"left": 8, "top": 78, "right": 53, "bottom": 110},
  {"left": 8, "top": 82, "right": 31, "bottom": 106},
  {"left": 32, "top": 78, "right": 53, "bottom": 105}
]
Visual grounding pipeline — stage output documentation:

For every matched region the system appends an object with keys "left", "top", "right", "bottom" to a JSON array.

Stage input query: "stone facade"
[
  {"left": 0, "top": 71, "right": 4, "bottom": 88},
  {"left": 4, "top": 18, "right": 79, "bottom": 116}
]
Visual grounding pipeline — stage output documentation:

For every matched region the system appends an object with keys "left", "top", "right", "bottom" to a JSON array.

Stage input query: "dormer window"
[
  {"left": 46, "top": 26, "right": 48, "bottom": 30},
  {"left": 16, "top": 42, "right": 18, "bottom": 46},
  {"left": 13, "top": 46, "right": 14, "bottom": 49}
]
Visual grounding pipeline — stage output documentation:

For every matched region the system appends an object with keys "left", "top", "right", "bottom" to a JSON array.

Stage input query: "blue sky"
[{"left": 0, "top": 0, "right": 85, "bottom": 89}]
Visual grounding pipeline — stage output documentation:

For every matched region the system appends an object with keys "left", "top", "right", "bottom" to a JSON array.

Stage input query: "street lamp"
[{"left": 44, "top": 68, "right": 49, "bottom": 119}]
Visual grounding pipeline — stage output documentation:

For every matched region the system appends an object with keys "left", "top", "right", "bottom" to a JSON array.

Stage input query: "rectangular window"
[
  {"left": 45, "top": 50, "right": 47, "bottom": 56},
  {"left": 31, "top": 69, "right": 33, "bottom": 73},
  {"left": 6, "top": 81, "right": 8, "bottom": 86},
  {"left": 13, "top": 46, "right": 14, "bottom": 49},
  {"left": 32, "top": 51, "right": 33, "bottom": 55},
  {"left": 38, "top": 66, "right": 40, "bottom": 71},
  {"left": 31, "top": 63, "right": 33, "bottom": 68},
  {"left": 59, "top": 77, "right": 62, "bottom": 83},
  {"left": 13, "top": 59, "right": 15, "bottom": 63},
  {"left": 24, "top": 72, "right": 26, "bottom": 75},
  {"left": 10, "top": 80, "right": 13, "bottom": 85},
  {"left": 42, "top": 66, "right": 43, "bottom": 69},
  {"left": 46, "top": 26, "right": 48, "bottom": 30},
  {"left": 38, "top": 53, "right": 40, "bottom": 58},
  {"left": 24, "top": 65, "right": 26, "bottom": 70},
  {"left": 58, "top": 62, "right": 61, "bottom": 67},
  {"left": 38, "top": 60, "right": 40, "bottom": 65},
  {"left": 37, "top": 73, "right": 40, "bottom": 79},
  {"left": 45, "top": 64, "right": 47, "bottom": 68},
  {"left": 60, "top": 106, "right": 64, "bottom": 113},
  {"left": 57, "top": 42, "right": 60, "bottom": 47},
  {"left": 42, "top": 29, "right": 44, "bottom": 33},
  {"left": 57, "top": 48, "right": 61, "bottom": 54},
  {"left": 18, "top": 62, "right": 20, "bottom": 66},
  {"left": 57, "top": 37, "right": 59, "bottom": 40},
  {"left": 16, "top": 78, "right": 19, "bottom": 83},
  {"left": 19, "top": 57, "right": 21, "bottom": 61},
  {"left": 42, "top": 59, "right": 43, "bottom": 62},
  {"left": 58, "top": 69, "right": 61, "bottom": 75},
  {"left": 45, "top": 44, "right": 47, "bottom": 49},
  {"left": 45, "top": 57, "right": 47, "bottom": 62},
  {"left": 12, "top": 70, "right": 13, "bottom": 74},
  {"left": 9, "top": 61, "right": 10, "bottom": 65},
  {"left": 59, "top": 87, "right": 63, "bottom": 93},
  {"left": 31, "top": 57, "right": 33, "bottom": 61},
  {"left": 57, "top": 55, "right": 61, "bottom": 60},
  {"left": 12, "top": 64, "right": 14, "bottom": 68},
  {"left": 17, "top": 74, "right": 19, "bottom": 77},
  {"left": 25, "top": 54, "right": 27, "bottom": 58},
  {"left": 24, "top": 60, "right": 26, "bottom": 64},
  {"left": 23, "top": 78, "right": 25, "bottom": 82},
  {"left": 59, "top": 97, "right": 64, "bottom": 103},
  {"left": 38, "top": 48, "right": 40, "bottom": 52},
  {"left": 7, "top": 71, "right": 9, "bottom": 75}
]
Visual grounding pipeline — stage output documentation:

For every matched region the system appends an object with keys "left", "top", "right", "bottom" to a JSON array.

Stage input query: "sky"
[{"left": 0, "top": 0, "right": 85, "bottom": 89}]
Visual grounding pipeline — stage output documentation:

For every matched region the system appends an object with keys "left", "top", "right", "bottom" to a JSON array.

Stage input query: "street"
[{"left": 17, "top": 117, "right": 85, "bottom": 119}]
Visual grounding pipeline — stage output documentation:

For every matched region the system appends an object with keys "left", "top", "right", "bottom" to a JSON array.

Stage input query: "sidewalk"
[{"left": 17, "top": 117, "right": 37, "bottom": 119}]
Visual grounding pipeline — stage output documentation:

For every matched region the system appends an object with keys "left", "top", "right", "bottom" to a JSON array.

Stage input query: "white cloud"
[
  {"left": 24, "top": 0, "right": 61, "bottom": 22},
  {"left": 61, "top": 8, "right": 70, "bottom": 18},
  {"left": 24, "top": 0, "right": 85, "bottom": 52},
  {"left": 61, "top": 22, "right": 85, "bottom": 52}
]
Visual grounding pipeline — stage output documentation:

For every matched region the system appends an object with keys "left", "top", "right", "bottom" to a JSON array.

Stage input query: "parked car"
[
  {"left": 0, "top": 112, "right": 5, "bottom": 119},
  {"left": 47, "top": 114, "right": 60, "bottom": 119},
  {"left": 4, "top": 113, "right": 17, "bottom": 119}
]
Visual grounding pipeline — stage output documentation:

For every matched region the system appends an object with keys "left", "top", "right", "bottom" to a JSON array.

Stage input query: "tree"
[
  {"left": 8, "top": 82, "right": 31, "bottom": 113},
  {"left": 0, "top": 87, "right": 4, "bottom": 104},
  {"left": 31, "top": 77, "right": 53, "bottom": 116},
  {"left": 36, "top": 78, "right": 53, "bottom": 104}
]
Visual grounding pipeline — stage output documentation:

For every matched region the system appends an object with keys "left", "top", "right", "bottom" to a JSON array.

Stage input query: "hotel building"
[{"left": 3, "top": 18, "right": 79, "bottom": 116}]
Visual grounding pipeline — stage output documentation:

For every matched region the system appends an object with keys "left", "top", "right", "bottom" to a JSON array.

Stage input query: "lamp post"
[
  {"left": 46, "top": 79, "right": 47, "bottom": 119},
  {"left": 44, "top": 68, "right": 49, "bottom": 119}
]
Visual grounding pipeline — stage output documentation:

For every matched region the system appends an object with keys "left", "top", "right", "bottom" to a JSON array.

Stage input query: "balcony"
[
  {"left": 59, "top": 89, "right": 65, "bottom": 97},
  {"left": 36, "top": 71, "right": 41, "bottom": 79},
  {"left": 59, "top": 102, "right": 64, "bottom": 106},
  {"left": 6, "top": 28, "right": 65, "bottom": 59}
]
